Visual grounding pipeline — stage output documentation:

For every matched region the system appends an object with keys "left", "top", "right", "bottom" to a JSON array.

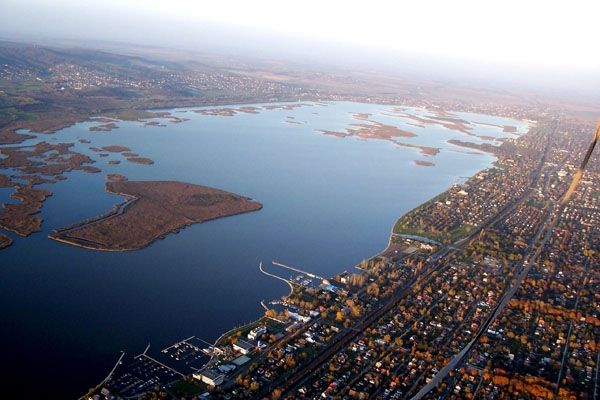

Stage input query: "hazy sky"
[{"left": 1, "top": 0, "right": 599, "bottom": 70}]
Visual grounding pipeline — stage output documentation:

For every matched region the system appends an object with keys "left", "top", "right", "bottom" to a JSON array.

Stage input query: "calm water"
[{"left": 0, "top": 102, "right": 528, "bottom": 397}]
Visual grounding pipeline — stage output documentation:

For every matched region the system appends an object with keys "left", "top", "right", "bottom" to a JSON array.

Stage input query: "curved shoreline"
[
  {"left": 258, "top": 261, "right": 294, "bottom": 297},
  {"left": 49, "top": 204, "right": 264, "bottom": 252},
  {"left": 25, "top": 101, "right": 531, "bottom": 397},
  {"left": 49, "top": 181, "right": 263, "bottom": 251}
]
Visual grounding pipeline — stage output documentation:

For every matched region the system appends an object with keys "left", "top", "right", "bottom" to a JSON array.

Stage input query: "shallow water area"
[{"left": 0, "top": 101, "right": 529, "bottom": 397}]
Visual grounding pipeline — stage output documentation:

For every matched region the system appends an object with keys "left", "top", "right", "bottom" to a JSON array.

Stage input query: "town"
[{"left": 86, "top": 115, "right": 599, "bottom": 400}]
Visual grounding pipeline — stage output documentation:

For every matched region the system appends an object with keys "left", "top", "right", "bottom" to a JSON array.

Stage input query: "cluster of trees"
[
  {"left": 234, "top": 374, "right": 260, "bottom": 391},
  {"left": 285, "top": 286, "right": 330, "bottom": 310},
  {"left": 484, "top": 369, "right": 577, "bottom": 400}
]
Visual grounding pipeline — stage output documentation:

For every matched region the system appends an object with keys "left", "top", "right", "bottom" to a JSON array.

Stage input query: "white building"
[
  {"left": 232, "top": 339, "right": 256, "bottom": 355},
  {"left": 193, "top": 369, "right": 225, "bottom": 387},
  {"left": 288, "top": 311, "right": 310, "bottom": 323},
  {"left": 247, "top": 325, "right": 267, "bottom": 340}
]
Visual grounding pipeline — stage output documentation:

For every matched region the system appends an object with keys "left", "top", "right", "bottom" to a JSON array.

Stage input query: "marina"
[{"left": 0, "top": 101, "right": 528, "bottom": 397}]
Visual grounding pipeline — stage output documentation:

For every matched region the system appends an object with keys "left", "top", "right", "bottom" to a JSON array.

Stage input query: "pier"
[
  {"left": 271, "top": 260, "right": 328, "bottom": 283},
  {"left": 258, "top": 261, "right": 294, "bottom": 295},
  {"left": 78, "top": 351, "right": 125, "bottom": 400}
]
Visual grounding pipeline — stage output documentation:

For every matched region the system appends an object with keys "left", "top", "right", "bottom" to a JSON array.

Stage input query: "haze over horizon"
[
  {"left": 1, "top": 0, "right": 599, "bottom": 67},
  {"left": 2, "top": 0, "right": 599, "bottom": 100}
]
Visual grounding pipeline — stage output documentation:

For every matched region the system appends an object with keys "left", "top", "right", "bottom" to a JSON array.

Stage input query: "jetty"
[
  {"left": 259, "top": 261, "right": 294, "bottom": 295},
  {"left": 271, "top": 260, "right": 328, "bottom": 283}
]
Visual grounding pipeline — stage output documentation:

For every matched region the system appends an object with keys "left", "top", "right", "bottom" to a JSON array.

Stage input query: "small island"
[
  {"left": 89, "top": 123, "right": 118, "bottom": 132},
  {"left": 351, "top": 112, "right": 371, "bottom": 119},
  {"left": 387, "top": 108, "right": 474, "bottom": 136},
  {"left": 414, "top": 160, "right": 435, "bottom": 167},
  {"left": 49, "top": 180, "right": 262, "bottom": 251},
  {"left": 126, "top": 157, "right": 154, "bottom": 165},
  {"left": 0, "top": 174, "right": 11, "bottom": 187},
  {"left": 448, "top": 139, "right": 499, "bottom": 154},
  {"left": 0, "top": 185, "right": 53, "bottom": 236},
  {"left": 317, "top": 121, "right": 416, "bottom": 141},
  {"left": 194, "top": 106, "right": 261, "bottom": 117},
  {"left": 101, "top": 145, "right": 131, "bottom": 153},
  {"left": 0, "top": 233, "right": 12, "bottom": 249},
  {"left": 395, "top": 142, "right": 440, "bottom": 156}
]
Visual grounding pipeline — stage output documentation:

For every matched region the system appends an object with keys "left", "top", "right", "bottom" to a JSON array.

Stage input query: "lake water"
[{"left": 0, "top": 101, "right": 529, "bottom": 398}]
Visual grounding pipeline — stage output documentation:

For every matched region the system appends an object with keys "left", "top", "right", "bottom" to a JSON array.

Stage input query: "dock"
[
  {"left": 272, "top": 260, "right": 328, "bottom": 282},
  {"left": 259, "top": 261, "right": 294, "bottom": 295}
]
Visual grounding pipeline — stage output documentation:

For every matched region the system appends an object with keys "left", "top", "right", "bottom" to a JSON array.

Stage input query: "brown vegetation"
[
  {"left": 106, "top": 174, "right": 128, "bottom": 182},
  {"left": 0, "top": 185, "right": 52, "bottom": 236},
  {"left": 193, "top": 106, "right": 261, "bottom": 117},
  {"left": 126, "top": 157, "right": 154, "bottom": 165},
  {"left": 101, "top": 145, "right": 131, "bottom": 153},
  {"left": 316, "top": 118, "right": 441, "bottom": 156},
  {"left": 414, "top": 160, "right": 435, "bottom": 167},
  {"left": 0, "top": 141, "right": 98, "bottom": 176},
  {"left": 474, "top": 121, "right": 519, "bottom": 134},
  {"left": 80, "top": 166, "right": 101, "bottom": 173},
  {"left": 0, "top": 174, "right": 12, "bottom": 187},
  {"left": 0, "top": 232, "right": 12, "bottom": 249},
  {"left": 0, "top": 129, "right": 34, "bottom": 145},
  {"left": 1, "top": 110, "right": 87, "bottom": 146},
  {"left": 89, "top": 123, "right": 118, "bottom": 132},
  {"left": 284, "top": 117, "right": 303, "bottom": 125},
  {"left": 263, "top": 103, "right": 311, "bottom": 111},
  {"left": 143, "top": 121, "right": 166, "bottom": 127},
  {"left": 388, "top": 109, "right": 474, "bottom": 135},
  {"left": 395, "top": 142, "right": 440, "bottom": 156},
  {"left": 194, "top": 108, "right": 237, "bottom": 116},
  {"left": 50, "top": 180, "right": 262, "bottom": 251},
  {"left": 448, "top": 139, "right": 498, "bottom": 154},
  {"left": 0, "top": 141, "right": 101, "bottom": 234},
  {"left": 20, "top": 175, "right": 57, "bottom": 185},
  {"left": 317, "top": 121, "right": 416, "bottom": 141}
]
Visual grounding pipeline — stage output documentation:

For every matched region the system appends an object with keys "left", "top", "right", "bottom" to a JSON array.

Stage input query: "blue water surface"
[{"left": 0, "top": 101, "right": 529, "bottom": 397}]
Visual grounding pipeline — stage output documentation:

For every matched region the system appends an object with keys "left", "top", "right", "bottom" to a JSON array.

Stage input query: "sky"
[{"left": 1, "top": 0, "right": 599, "bottom": 71}]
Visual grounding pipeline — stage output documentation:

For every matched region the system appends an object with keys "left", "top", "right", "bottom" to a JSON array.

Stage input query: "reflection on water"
[{"left": 0, "top": 101, "right": 529, "bottom": 397}]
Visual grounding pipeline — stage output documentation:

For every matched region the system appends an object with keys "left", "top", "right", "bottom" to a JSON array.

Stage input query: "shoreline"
[
  {"left": 1, "top": 97, "right": 533, "bottom": 147},
  {"left": 186, "top": 111, "right": 531, "bottom": 370},
  {"left": 63, "top": 100, "right": 531, "bottom": 395},
  {"left": 49, "top": 181, "right": 263, "bottom": 252},
  {"left": 0, "top": 99, "right": 531, "bottom": 397}
]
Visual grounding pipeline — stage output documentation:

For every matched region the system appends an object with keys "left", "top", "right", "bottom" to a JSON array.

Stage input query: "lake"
[{"left": 0, "top": 101, "right": 529, "bottom": 398}]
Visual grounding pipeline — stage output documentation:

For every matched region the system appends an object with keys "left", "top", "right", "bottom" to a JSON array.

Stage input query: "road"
[
  {"left": 410, "top": 123, "right": 560, "bottom": 399},
  {"left": 247, "top": 121, "right": 558, "bottom": 399}
]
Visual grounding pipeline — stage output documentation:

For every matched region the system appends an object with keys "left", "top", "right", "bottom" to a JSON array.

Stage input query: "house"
[
  {"left": 324, "top": 284, "right": 339, "bottom": 294},
  {"left": 247, "top": 325, "right": 267, "bottom": 340},
  {"left": 232, "top": 339, "right": 256, "bottom": 355},
  {"left": 288, "top": 311, "right": 310, "bottom": 323},
  {"left": 403, "top": 246, "right": 419, "bottom": 255},
  {"left": 193, "top": 368, "right": 225, "bottom": 387}
]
